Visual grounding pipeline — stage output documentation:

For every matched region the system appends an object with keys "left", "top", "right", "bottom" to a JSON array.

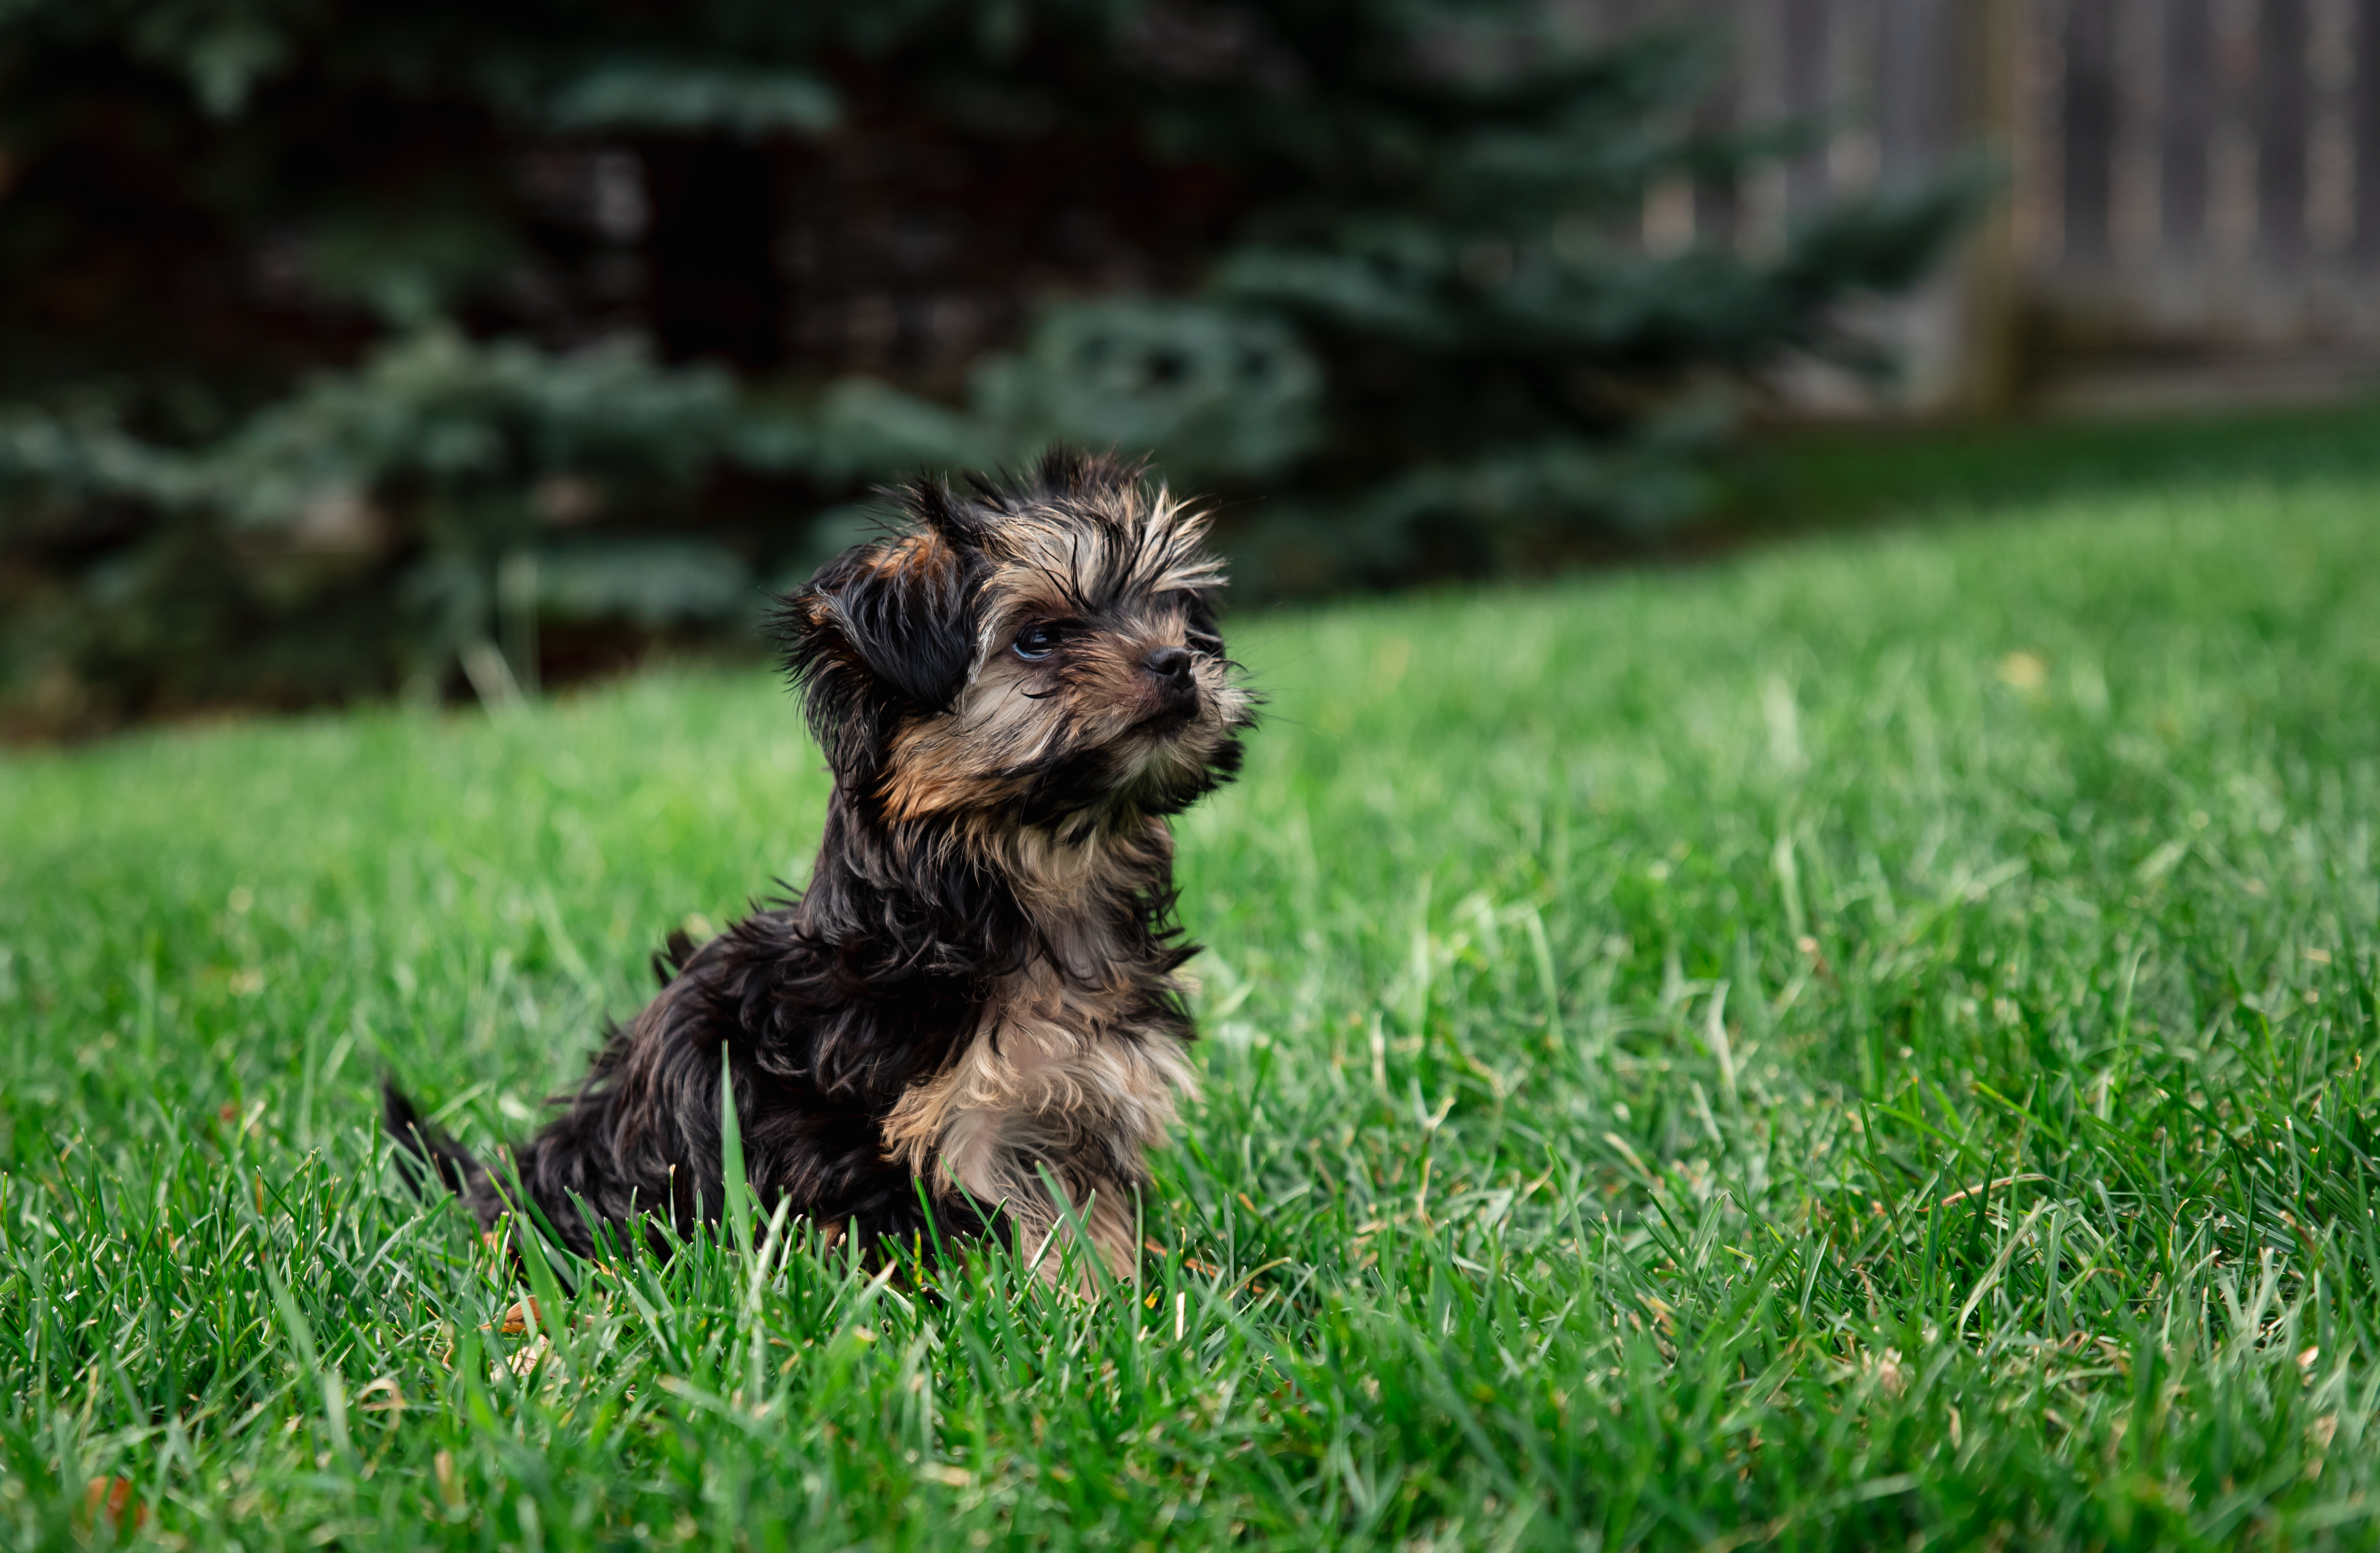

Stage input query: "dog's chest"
[{"left": 876, "top": 940, "right": 1195, "bottom": 1211}]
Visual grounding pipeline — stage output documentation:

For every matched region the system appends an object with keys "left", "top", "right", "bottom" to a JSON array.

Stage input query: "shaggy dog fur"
[{"left": 386, "top": 453, "right": 1252, "bottom": 1280}]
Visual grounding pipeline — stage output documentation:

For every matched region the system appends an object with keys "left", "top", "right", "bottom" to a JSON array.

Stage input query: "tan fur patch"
[
  {"left": 876, "top": 816, "right": 1196, "bottom": 1285},
  {"left": 873, "top": 531, "right": 952, "bottom": 579},
  {"left": 879, "top": 956, "right": 1195, "bottom": 1284},
  {"left": 970, "top": 484, "right": 1223, "bottom": 636}
]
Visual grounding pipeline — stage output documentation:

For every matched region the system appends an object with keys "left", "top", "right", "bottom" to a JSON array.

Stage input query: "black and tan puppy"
[{"left": 387, "top": 453, "right": 1252, "bottom": 1280}]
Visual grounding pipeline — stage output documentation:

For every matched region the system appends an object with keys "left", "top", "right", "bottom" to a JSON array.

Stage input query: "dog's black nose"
[{"left": 1144, "top": 645, "right": 1194, "bottom": 686}]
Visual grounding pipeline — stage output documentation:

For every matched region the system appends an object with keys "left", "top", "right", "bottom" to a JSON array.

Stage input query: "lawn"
[{"left": 4, "top": 436, "right": 2380, "bottom": 1550}]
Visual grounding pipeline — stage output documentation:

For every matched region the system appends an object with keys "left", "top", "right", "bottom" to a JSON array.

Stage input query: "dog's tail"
[{"left": 383, "top": 1081, "right": 489, "bottom": 1201}]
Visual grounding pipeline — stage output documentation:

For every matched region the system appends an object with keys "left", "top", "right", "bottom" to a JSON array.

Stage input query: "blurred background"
[{"left": 1, "top": 0, "right": 2373, "bottom": 737}]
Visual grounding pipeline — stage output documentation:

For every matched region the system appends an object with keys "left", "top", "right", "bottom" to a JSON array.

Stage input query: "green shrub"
[{"left": 0, "top": 0, "right": 1972, "bottom": 728}]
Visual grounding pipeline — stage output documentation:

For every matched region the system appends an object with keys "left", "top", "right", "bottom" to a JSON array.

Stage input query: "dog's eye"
[{"left": 1012, "top": 624, "right": 1065, "bottom": 661}]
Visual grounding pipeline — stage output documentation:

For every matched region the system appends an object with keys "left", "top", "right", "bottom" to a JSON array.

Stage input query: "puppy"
[{"left": 388, "top": 452, "right": 1252, "bottom": 1280}]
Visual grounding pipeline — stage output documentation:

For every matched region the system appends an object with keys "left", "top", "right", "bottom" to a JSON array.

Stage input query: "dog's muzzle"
[{"left": 1138, "top": 646, "right": 1202, "bottom": 730}]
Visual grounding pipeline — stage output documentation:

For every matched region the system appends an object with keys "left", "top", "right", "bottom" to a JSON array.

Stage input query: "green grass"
[{"left": 5, "top": 452, "right": 2380, "bottom": 1551}]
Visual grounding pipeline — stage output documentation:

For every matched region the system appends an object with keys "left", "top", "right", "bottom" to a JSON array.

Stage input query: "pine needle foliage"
[{"left": 0, "top": 0, "right": 1972, "bottom": 728}]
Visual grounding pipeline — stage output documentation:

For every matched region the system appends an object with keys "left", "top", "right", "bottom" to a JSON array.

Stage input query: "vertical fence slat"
[
  {"left": 2062, "top": 0, "right": 2119, "bottom": 263},
  {"left": 1878, "top": 0, "right": 1957, "bottom": 184},
  {"left": 1692, "top": 0, "right": 1742, "bottom": 248},
  {"left": 1783, "top": 0, "right": 1833, "bottom": 215},
  {"left": 2255, "top": 0, "right": 2313, "bottom": 261},
  {"left": 2355, "top": 0, "right": 2380, "bottom": 262},
  {"left": 2161, "top": 0, "right": 2217, "bottom": 253}
]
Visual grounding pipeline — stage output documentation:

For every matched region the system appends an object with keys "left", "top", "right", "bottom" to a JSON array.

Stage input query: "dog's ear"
[{"left": 775, "top": 521, "right": 978, "bottom": 779}]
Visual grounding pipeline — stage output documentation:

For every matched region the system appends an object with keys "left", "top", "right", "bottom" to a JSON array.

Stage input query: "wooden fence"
[{"left": 1570, "top": 0, "right": 2380, "bottom": 415}]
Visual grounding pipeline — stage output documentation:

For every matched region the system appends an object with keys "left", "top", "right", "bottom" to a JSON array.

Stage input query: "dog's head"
[{"left": 778, "top": 452, "right": 1252, "bottom": 830}]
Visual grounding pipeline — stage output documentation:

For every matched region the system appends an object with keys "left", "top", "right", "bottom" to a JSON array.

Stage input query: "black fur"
[{"left": 387, "top": 453, "right": 1248, "bottom": 1266}]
